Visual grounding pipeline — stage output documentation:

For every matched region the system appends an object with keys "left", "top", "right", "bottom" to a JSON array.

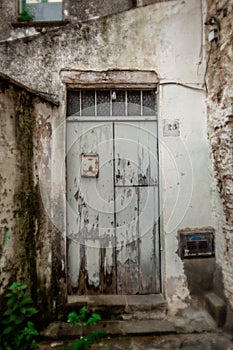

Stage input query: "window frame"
[{"left": 66, "top": 89, "right": 157, "bottom": 119}]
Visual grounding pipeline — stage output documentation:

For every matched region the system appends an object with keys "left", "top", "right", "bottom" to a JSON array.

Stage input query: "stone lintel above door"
[{"left": 60, "top": 70, "right": 159, "bottom": 89}]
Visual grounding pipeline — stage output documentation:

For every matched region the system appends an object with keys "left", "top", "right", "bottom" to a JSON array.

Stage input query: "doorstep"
[{"left": 66, "top": 294, "right": 167, "bottom": 314}]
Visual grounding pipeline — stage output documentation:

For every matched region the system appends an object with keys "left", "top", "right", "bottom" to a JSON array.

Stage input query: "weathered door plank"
[
  {"left": 114, "top": 121, "right": 160, "bottom": 294},
  {"left": 67, "top": 122, "right": 115, "bottom": 293}
]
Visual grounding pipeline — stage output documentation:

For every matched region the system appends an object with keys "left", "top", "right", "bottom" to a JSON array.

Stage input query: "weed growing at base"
[
  {"left": 0, "top": 282, "right": 38, "bottom": 350},
  {"left": 62, "top": 306, "right": 106, "bottom": 350}
]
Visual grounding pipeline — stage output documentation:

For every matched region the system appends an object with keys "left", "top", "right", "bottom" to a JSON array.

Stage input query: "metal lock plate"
[{"left": 81, "top": 153, "right": 99, "bottom": 177}]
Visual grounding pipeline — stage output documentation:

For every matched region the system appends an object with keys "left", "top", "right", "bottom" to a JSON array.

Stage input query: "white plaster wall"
[
  {"left": 159, "top": 86, "right": 213, "bottom": 233},
  {"left": 0, "top": 0, "right": 206, "bottom": 92},
  {"left": 158, "top": 84, "right": 215, "bottom": 308},
  {"left": 81, "top": 0, "right": 205, "bottom": 82}
]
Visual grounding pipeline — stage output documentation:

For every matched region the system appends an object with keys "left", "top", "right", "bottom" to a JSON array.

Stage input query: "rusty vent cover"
[{"left": 179, "top": 231, "right": 214, "bottom": 259}]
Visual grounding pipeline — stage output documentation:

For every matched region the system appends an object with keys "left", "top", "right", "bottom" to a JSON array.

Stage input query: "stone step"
[
  {"left": 42, "top": 297, "right": 217, "bottom": 341},
  {"left": 41, "top": 319, "right": 176, "bottom": 340},
  {"left": 205, "top": 292, "right": 226, "bottom": 327},
  {"left": 65, "top": 294, "right": 167, "bottom": 320}
]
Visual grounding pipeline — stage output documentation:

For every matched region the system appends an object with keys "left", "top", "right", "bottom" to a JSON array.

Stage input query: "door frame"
[{"left": 62, "top": 70, "right": 163, "bottom": 295}]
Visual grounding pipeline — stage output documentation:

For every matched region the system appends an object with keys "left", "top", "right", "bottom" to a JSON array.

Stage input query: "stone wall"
[
  {"left": 0, "top": 0, "right": 174, "bottom": 42},
  {"left": 205, "top": 0, "right": 233, "bottom": 328},
  {"left": 63, "top": 0, "right": 134, "bottom": 22},
  {"left": 0, "top": 74, "right": 61, "bottom": 325},
  {"left": 0, "top": 76, "right": 37, "bottom": 295},
  {"left": 63, "top": 0, "right": 174, "bottom": 22},
  {"left": 0, "top": 0, "right": 18, "bottom": 41}
]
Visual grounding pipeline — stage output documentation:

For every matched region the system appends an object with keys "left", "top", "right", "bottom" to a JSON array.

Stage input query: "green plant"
[
  {"left": 19, "top": 5, "right": 34, "bottom": 21},
  {"left": 63, "top": 306, "right": 106, "bottom": 350},
  {"left": 0, "top": 282, "right": 39, "bottom": 350}
]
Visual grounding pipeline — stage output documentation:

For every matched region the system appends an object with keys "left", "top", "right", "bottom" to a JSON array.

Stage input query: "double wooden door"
[{"left": 66, "top": 119, "right": 160, "bottom": 295}]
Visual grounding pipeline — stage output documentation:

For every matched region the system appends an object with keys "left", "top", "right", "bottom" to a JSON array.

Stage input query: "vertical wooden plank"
[
  {"left": 67, "top": 239, "right": 80, "bottom": 290},
  {"left": 85, "top": 239, "right": 100, "bottom": 289},
  {"left": 66, "top": 121, "right": 115, "bottom": 293},
  {"left": 115, "top": 187, "right": 140, "bottom": 294},
  {"left": 114, "top": 121, "right": 158, "bottom": 186},
  {"left": 115, "top": 121, "right": 160, "bottom": 294},
  {"left": 116, "top": 187, "right": 160, "bottom": 294},
  {"left": 138, "top": 186, "right": 160, "bottom": 293}
]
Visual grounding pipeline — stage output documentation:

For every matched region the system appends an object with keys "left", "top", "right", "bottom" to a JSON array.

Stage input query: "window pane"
[
  {"left": 112, "top": 90, "right": 125, "bottom": 116},
  {"left": 67, "top": 91, "right": 80, "bottom": 116},
  {"left": 81, "top": 91, "right": 95, "bottom": 116},
  {"left": 142, "top": 91, "right": 156, "bottom": 116},
  {"left": 97, "top": 91, "right": 110, "bottom": 116},
  {"left": 127, "top": 91, "right": 141, "bottom": 116},
  {"left": 67, "top": 89, "right": 157, "bottom": 118},
  {"left": 23, "top": 0, "right": 62, "bottom": 21}
]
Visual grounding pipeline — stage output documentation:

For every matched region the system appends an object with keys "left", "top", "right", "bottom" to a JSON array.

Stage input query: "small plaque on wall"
[
  {"left": 81, "top": 153, "right": 99, "bottom": 177},
  {"left": 163, "top": 119, "right": 180, "bottom": 136}
]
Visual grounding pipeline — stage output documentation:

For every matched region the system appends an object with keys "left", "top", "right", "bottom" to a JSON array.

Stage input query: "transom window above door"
[
  {"left": 20, "top": 0, "right": 63, "bottom": 22},
  {"left": 66, "top": 90, "right": 157, "bottom": 117}
]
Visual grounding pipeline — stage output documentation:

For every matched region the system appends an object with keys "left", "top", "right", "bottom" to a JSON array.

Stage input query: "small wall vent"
[{"left": 179, "top": 231, "right": 214, "bottom": 259}]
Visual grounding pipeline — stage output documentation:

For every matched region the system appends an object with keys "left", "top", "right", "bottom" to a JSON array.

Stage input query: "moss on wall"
[
  {"left": 13, "top": 88, "right": 38, "bottom": 300},
  {"left": 0, "top": 80, "right": 62, "bottom": 325}
]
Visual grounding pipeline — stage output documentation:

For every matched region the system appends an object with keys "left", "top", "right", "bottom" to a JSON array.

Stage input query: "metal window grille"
[
  {"left": 66, "top": 90, "right": 157, "bottom": 117},
  {"left": 179, "top": 231, "right": 215, "bottom": 259}
]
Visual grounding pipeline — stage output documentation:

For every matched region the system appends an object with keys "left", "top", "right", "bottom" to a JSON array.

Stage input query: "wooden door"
[{"left": 66, "top": 89, "right": 160, "bottom": 294}]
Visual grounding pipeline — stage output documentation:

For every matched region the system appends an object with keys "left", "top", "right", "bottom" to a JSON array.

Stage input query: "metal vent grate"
[{"left": 179, "top": 231, "right": 214, "bottom": 259}]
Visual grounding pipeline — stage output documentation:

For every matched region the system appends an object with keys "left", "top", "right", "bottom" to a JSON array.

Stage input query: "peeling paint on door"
[
  {"left": 115, "top": 121, "right": 160, "bottom": 294},
  {"left": 67, "top": 121, "right": 115, "bottom": 294},
  {"left": 66, "top": 90, "right": 160, "bottom": 295}
]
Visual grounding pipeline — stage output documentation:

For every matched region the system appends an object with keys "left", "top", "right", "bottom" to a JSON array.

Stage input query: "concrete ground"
[
  {"left": 38, "top": 315, "right": 233, "bottom": 350},
  {"left": 38, "top": 332, "right": 233, "bottom": 350}
]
